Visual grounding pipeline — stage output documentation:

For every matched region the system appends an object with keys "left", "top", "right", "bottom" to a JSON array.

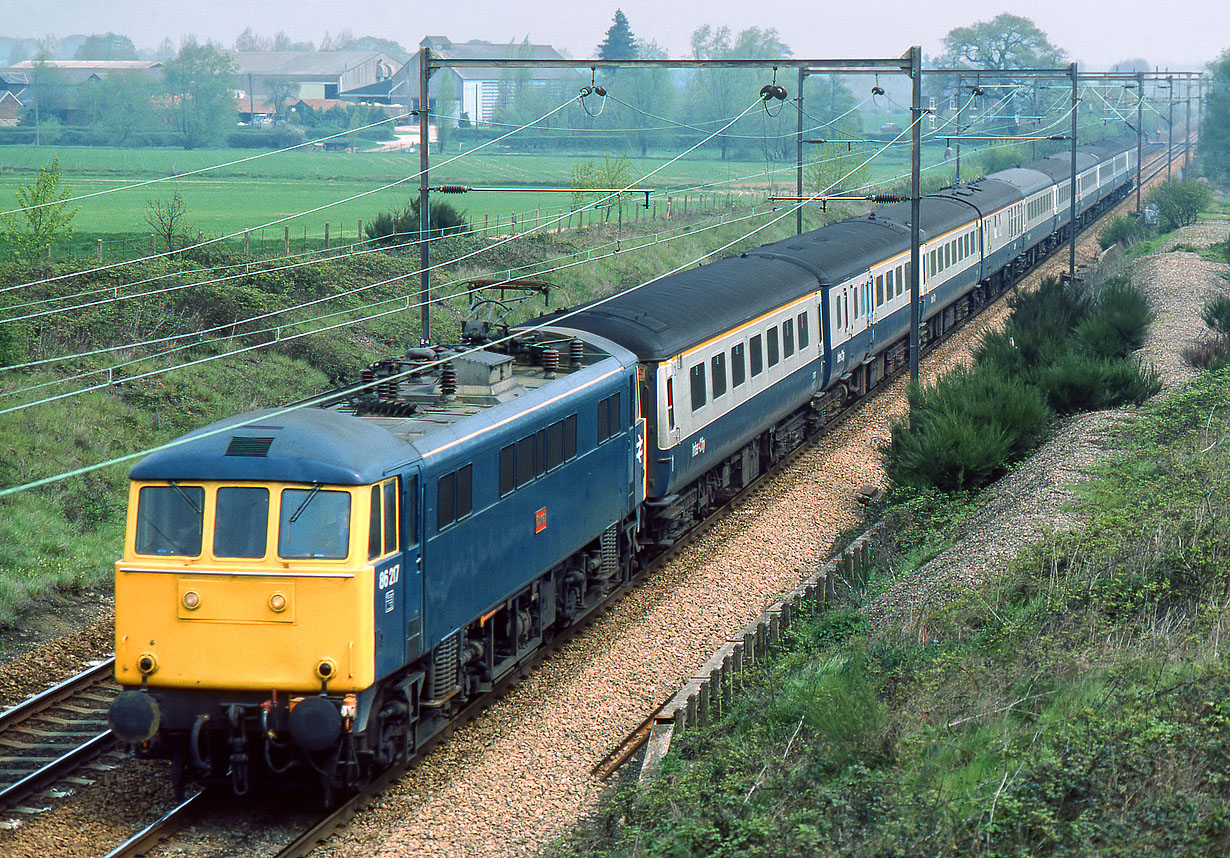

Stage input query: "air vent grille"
[{"left": 225, "top": 436, "right": 274, "bottom": 457}]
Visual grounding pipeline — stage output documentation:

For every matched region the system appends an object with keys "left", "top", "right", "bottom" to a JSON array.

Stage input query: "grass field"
[{"left": 0, "top": 140, "right": 954, "bottom": 258}]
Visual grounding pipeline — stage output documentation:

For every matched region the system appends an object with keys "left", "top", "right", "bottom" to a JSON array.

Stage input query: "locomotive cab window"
[
  {"left": 214, "top": 486, "right": 269, "bottom": 559},
  {"left": 135, "top": 483, "right": 204, "bottom": 557},
  {"left": 278, "top": 488, "right": 350, "bottom": 560}
]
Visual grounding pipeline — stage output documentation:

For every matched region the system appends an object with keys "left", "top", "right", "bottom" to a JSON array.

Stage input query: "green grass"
[{"left": 0, "top": 140, "right": 964, "bottom": 258}]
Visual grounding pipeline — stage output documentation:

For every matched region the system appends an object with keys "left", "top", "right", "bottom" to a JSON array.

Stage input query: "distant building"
[
  {"left": 397, "top": 36, "right": 579, "bottom": 125},
  {"left": 228, "top": 51, "right": 400, "bottom": 104},
  {"left": 0, "top": 60, "right": 163, "bottom": 124},
  {"left": 0, "top": 89, "right": 21, "bottom": 126}
]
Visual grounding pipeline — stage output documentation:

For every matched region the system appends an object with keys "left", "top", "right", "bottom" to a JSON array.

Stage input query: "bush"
[
  {"left": 365, "top": 196, "right": 468, "bottom": 245},
  {"left": 226, "top": 126, "right": 308, "bottom": 149},
  {"left": 1074, "top": 277, "right": 1154, "bottom": 359},
  {"left": 885, "top": 368, "right": 1052, "bottom": 491},
  {"left": 1039, "top": 352, "right": 1161, "bottom": 413},
  {"left": 1201, "top": 294, "right": 1230, "bottom": 340},
  {"left": 1097, "top": 214, "right": 1147, "bottom": 249},
  {"left": 1147, "top": 178, "right": 1211, "bottom": 231}
]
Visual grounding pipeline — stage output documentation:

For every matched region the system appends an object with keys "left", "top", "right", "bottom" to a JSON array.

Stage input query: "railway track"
[{"left": 0, "top": 658, "right": 120, "bottom": 815}]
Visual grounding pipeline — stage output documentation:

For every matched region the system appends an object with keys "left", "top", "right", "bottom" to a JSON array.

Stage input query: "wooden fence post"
[
  {"left": 324, "top": 222, "right": 330, "bottom": 249},
  {"left": 284, "top": 226, "right": 290, "bottom": 256}
]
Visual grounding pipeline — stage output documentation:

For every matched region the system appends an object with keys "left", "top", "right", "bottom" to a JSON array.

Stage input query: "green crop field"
[{"left": 0, "top": 140, "right": 956, "bottom": 258}]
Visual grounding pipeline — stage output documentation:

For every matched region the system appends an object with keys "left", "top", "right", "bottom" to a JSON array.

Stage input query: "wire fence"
[{"left": 11, "top": 190, "right": 771, "bottom": 266}]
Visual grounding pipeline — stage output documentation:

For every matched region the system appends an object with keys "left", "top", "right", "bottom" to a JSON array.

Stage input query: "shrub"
[
  {"left": 1183, "top": 338, "right": 1230, "bottom": 369},
  {"left": 1074, "top": 277, "right": 1154, "bottom": 359},
  {"left": 1201, "top": 294, "right": 1230, "bottom": 341},
  {"left": 1038, "top": 352, "right": 1161, "bottom": 413},
  {"left": 365, "top": 197, "right": 468, "bottom": 245},
  {"left": 885, "top": 368, "right": 1052, "bottom": 491},
  {"left": 1147, "top": 179, "right": 1211, "bottom": 231},
  {"left": 1097, "top": 214, "right": 1146, "bottom": 249}
]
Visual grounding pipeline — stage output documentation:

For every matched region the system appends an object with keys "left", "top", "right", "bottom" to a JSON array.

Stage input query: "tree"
[
  {"left": 265, "top": 77, "right": 300, "bottom": 122},
  {"left": 74, "top": 32, "right": 138, "bottom": 60},
  {"left": 0, "top": 158, "right": 80, "bottom": 260},
  {"left": 145, "top": 189, "right": 190, "bottom": 252},
  {"left": 937, "top": 14, "right": 1065, "bottom": 70},
  {"left": 571, "top": 154, "right": 634, "bottom": 209},
  {"left": 935, "top": 14, "right": 1065, "bottom": 125},
  {"left": 597, "top": 10, "right": 637, "bottom": 60},
  {"left": 614, "top": 40, "right": 677, "bottom": 156},
  {"left": 1201, "top": 49, "right": 1230, "bottom": 182},
  {"left": 161, "top": 39, "right": 238, "bottom": 149},
  {"left": 688, "top": 26, "right": 793, "bottom": 160},
  {"left": 82, "top": 71, "right": 157, "bottom": 145}
]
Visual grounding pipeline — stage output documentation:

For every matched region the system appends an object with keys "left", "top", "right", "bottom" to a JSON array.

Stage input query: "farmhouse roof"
[
  {"left": 418, "top": 36, "right": 575, "bottom": 81},
  {"left": 9, "top": 60, "right": 162, "bottom": 70},
  {"left": 227, "top": 51, "right": 396, "bottom": 78}
]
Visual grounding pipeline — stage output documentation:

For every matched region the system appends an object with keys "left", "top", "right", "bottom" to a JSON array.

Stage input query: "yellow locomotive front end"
[
  {"left": 113, "top": 480, "right": 378, "bottom": 695},
  {"left": 105, "top": 407, "right": 419, "bottom": 796}
]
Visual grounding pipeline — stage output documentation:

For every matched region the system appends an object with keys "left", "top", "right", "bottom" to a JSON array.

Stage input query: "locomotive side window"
[
  {"left": 690, "top": 363, "right": 706, "bottom": 410},
  {"left": 278, "top": 488, "right": 350, "bottom": 559},
  {"left": 499, "top": 445, "right": 515, "bottom": 496},
  {"left": 516, "top": 436, "right": 535, "bottom": 487},
  {"left": 501, "top": 416, "right": 577, "bottom": 497},
  {"left": 797, "top": 313, "right": 809, "bottom": 350},
  {"left": 437, "top": 473, "right": 454, "bottom": 530},
  {"left": 406, "top": 476, "right": 418, "bottom": 546},
  {"left": 564, "top": 414, "right": 578, "bottom": 460},
  {"left": 135, "top": 484, "right": 204, "bottom": 557},
  {"left": 782, "top": 319, "right": 794, "bottom": 359},
  {"left": 767, "top": 326, "right": 780, "bottom": 368},
  {"left": 546, "top": 421, "right": 564, "bottom": 470},
  {"left": 711, "top": 353, "right": 727, "bottom": 398},
  {"left": 731, "top": 343, "right": 746, "bottom": 386},
  {"left": 383, "top": 479, "right": 398, "bottom": 554},
  {"left": 436, "top": 466, "right": 473, "bottom": 531},
  {"left": 750, "top": 334, "right": 763, "bottom": 376},
  {"left": 598, "top": 393, "right": 621, "bottom": 441},
  {"left": 368, "top": 485, "right": 383, "bottom": 559},
  {"left": 214, "top": 486, "right": 269, "bottom": 559}
]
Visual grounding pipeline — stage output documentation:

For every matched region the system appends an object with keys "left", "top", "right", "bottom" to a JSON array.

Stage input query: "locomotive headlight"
[
  {"left": 315, "top": 658, "right": 337, "bottom": 682},
  {"left": 269, "top": 593, "right": 287, "bottom": 613},
  {"left": 182, "top": 590, "right": 200, "bottom": 610},
  {"left": 137, "top": 652, "right": 158, "bottom": 675}
]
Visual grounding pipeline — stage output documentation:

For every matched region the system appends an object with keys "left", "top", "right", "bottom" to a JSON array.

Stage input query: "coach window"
[
  {"left": 767, "top": 326, "right": 780, "bottom": 368},
  {"left": 689, "top": 363, "right": 706, "bottom": 410},
  {"left": 279, "top": 488, "right": 350, "bottom": 560},
  {"left": 215, "top": 486, "right": 269, "bottom": 559},
  {"left": 782, "top": 318, "right": 794, "bottom": 358},
  {"left": 852, "top": 285, "right": 859, "bottom": 318},
  {"left": 874, "top": 274, "right": 883, "bottom": 306},
  {"left": 797, "top": 312, "right": 809, "bottom": 350},
  {"left": 711, "top": 353, "right": 727, "bottom": 398},
  {"left": 834, "top": 294, "right": 842, "bottom": 330},
  {"left": 136, "top": 484, "right": 205, "bottom": 557},
  {"left": 750, "top": 334, "right": 764, "bottom": 377},
  {"left": 731, "top": 343, "right": 746, "bottom": 387}
]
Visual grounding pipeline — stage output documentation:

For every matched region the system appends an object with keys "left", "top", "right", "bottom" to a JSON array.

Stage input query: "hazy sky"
[{"left": 3, "top": 0, "right": 1223, "bottom": 70}]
